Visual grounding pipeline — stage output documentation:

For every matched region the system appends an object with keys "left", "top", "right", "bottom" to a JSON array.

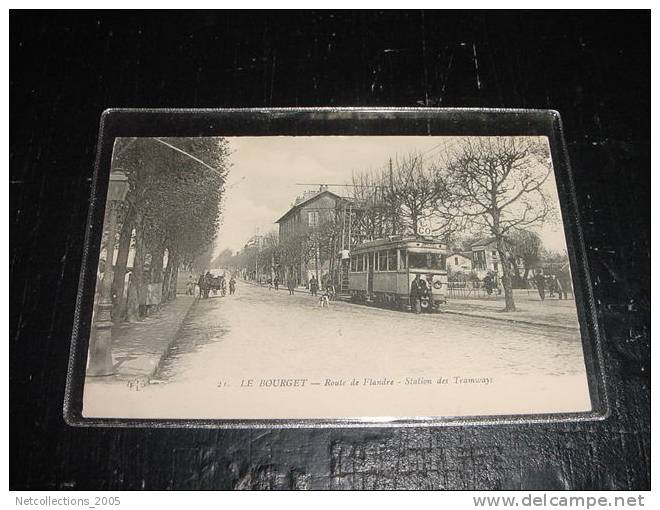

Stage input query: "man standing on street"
[
  {"left": 274, "top": 274, "right": 280, "bottom": 291},
  {"left": 410, "top": 274, "right": 423, "bottom": 314},
  {"left": 197, "top": 273, "right": 206, "bottom": 299},
  {"left": 557, "top": 265, "right": 572, "bottom": 300}
]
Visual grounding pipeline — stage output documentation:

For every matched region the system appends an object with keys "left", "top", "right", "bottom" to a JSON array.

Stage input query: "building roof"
[
  {"left": 275, "top": 190, "right": 349, "bottom": 224},
  {"left": 448, "top": 251, "right": 473, "bottom": 259},
  {"left": 471, "top": 237, "right": 498, "bottom": 249}
]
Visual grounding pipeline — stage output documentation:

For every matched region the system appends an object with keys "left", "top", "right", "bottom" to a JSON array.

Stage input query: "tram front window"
[{"left": 408, "top": 252, "right": 445, "bottom": 270}]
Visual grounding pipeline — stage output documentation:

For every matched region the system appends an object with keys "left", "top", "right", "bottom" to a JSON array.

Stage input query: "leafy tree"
[{"left": 108, "top": 136, "right": 229, "bottom": 318}]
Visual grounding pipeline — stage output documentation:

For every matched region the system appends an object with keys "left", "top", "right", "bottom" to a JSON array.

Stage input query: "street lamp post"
[{"left": 88, "top": 171, "right": 130, "bottom": 377}]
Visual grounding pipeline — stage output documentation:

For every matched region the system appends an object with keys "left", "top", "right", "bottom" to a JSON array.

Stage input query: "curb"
[
  {"left": 112, "top": 296, "right": 198, "bottom": 382},
  {"left": 442, "top": 309, "right": 579, "bottom": 331}
]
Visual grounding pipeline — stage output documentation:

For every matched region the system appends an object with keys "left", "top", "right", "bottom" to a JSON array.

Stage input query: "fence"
[{"left": 447, "top": 282, "right": 493, "bottom": 300}]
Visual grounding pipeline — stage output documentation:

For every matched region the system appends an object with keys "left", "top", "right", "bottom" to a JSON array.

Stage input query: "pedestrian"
[
  {"left": 557, "top": 266, "right": 572, "bottom": 300},
  {"left": 287, "top": 277, "right": 295, "bottom": 295},
  {"left": 555, "top": 276, "right": 565, "bottom": 300},
  {"left": 229, "top": 276, "right": 236, "bottom": 295},
  {"left": 203, "top": 271, "right": 213, "bottom": 299},
  {"left": 326, "top": 282, "right": 336, "bottom": 301},
  {"left": 185, "top": 275, "right": 194, "bottom": 295},
  {"left": 197, "top": 273, "right": 206, "bottom": 299},
  {"left": 483, "top": 274, "right": 493, "bottom": 295},
  {"left": 274, "top": 275, "right": 280, "bottom": 291},
  {"left": 410, "top": 274, "right": 423, "bottom": 313},
  {"left": 534, "top": 271, "right": 546, "bottom": 301},
  {"left": 310, "top": 276, "right": 319, "bottom": 296},
  {"left": 425, "top": 275, "right": 435, "bottom": 312},
  {"left": 547, "top": 275, "right": 556, "bottom": 298}
]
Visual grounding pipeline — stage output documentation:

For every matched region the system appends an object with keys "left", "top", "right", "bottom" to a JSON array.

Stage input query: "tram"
[{"left": 347, "top": 236, "right": 448, "bottom": 312}]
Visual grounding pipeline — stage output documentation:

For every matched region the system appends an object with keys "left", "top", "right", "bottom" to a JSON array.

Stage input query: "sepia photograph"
[{"left": 82, "top": 134, "right": 592, "bottom": 420}]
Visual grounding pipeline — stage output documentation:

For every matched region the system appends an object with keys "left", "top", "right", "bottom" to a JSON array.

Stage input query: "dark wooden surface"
[{"left": 10, "top": 12, "right": 649, "bottom": 490}]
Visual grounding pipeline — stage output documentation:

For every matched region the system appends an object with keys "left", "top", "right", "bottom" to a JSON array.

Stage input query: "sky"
[{"left": 215, "top": 136, "right": 569, "bottom": 256}]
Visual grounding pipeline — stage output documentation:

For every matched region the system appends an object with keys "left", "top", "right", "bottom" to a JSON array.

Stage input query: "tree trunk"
[
  {"left": 162, "top": 248, "right": 173, "bottom": 302},
  {"left": 151, "top": 245, "right": 165, "bottom": 284},
  {"left": 168, "top": 250, "right": 179, "bottom": 301},
  {"left": 496, "top": 237, "right": 516, "bottom": 311},
  {"left": 126, "top": 211, "right": 145, "bottom": 322},
  {"left": 112, "top": 212, "right": 133, "bottom": 320}
]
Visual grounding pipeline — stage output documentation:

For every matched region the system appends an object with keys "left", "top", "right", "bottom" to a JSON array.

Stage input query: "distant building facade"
[
  {"left": 471, "top": 238, "right": 502, "bottom": 279},
  {"left": 471, "top": 237, "right": 524, "bottom": 281},
  {"left": 447, "top": 251, "right": 473, "bottom": 273},
  {"left": 244, "top": 234, "right": 266, "bottom": 251}
]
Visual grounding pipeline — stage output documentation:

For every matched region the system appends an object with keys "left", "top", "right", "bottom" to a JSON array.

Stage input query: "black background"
[{"left": 10, "top": 11, "right": 650, "bottom": 490}]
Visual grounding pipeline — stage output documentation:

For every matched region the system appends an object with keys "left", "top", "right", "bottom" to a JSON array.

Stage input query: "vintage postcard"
[{"left": 81, "top": 133, "right": 593, "bottom": 421}]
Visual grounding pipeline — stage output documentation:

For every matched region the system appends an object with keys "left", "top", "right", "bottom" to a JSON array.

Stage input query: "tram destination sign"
[{"left": 64, "top": 108, "right": 606, "bottom": 428}]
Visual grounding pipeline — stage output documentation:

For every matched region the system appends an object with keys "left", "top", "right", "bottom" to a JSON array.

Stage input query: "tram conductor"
[{"left": 410, "top": 274, "right": 425, "bottom": 314}]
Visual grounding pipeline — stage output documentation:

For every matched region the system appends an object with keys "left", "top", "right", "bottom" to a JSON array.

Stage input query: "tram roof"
[{"left": 351, "top": 236, "right": 447, "bottom": 253}]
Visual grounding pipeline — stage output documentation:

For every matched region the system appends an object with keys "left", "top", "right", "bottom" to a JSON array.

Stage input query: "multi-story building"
[
  {"left": 471, "top": 237, "right": 502, "bottom": 278},
  {"left": 276, "top": 186, "right": 355, "bottom": 287},
  {"left": 471, "top": 237, "right": 524, "bottom": 282}
]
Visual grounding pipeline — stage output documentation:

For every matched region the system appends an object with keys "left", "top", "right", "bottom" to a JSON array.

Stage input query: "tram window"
[
  {"left": 350, "top": 256, "right": 356, "bottom": 272},
  {"left": 409, "top": 252, "right": 446, "bottom": 270},
  {"left": 387, "top": 250, "right": 397, "bottom": 270},
  {"left": 399, "top": 250, "right": 407, "bottom": 269},
  {"left": 378, "top": 251, "right": 387, "bottom": 271},
  {"left": 357, "top": 254, "right": 364, "bottom": 272}
]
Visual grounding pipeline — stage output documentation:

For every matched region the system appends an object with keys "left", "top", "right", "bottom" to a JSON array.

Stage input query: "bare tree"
[
  {"left": 349, "top": 169, "right": 386, "bottom": 240},
  {"left": 444, "top": 137, "right": 554, "bottom": 311},
  {"left": 386, "top": 153, "right": 455, "bottom": 239},
  {"left": 509, "top": 229, "right": 543, "bottom": 284}
]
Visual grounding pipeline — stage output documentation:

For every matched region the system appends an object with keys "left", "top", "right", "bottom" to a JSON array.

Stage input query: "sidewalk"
[
  {"left": 104, "top": 295, "right": 197, "bottom": 381},
  {"left": 444, "top": 290, "right": 580, "bottom": 330}
]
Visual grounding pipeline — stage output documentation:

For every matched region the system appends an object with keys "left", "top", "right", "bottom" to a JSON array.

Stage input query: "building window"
[
  {"left": 455, "top": 256, "right": 459, "bottom": 266},
  {"left": 308, "top": 211, "right": 319, "bottom": 227},
  {"left": 493, "top": 262, "right": 499, "bottom": 272}
]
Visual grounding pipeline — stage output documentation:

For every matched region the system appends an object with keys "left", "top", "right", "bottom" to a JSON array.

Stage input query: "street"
[{"left": 83, "top": 283, "right": 592, "bottom": 419}]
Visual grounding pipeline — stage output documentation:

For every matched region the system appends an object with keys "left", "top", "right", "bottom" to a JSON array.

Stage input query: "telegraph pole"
[{"left": 389, "top": 158, "right": 397, "bottom": 235}]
